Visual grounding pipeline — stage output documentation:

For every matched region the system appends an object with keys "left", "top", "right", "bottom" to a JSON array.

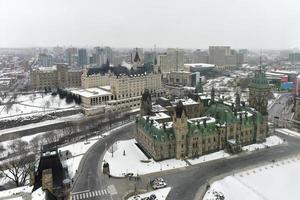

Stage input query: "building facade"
[
  {"left": 157, "top": 48, "right": 184, "bottom": 73},
  {"left": 136, "top": 80, "right": 269, "bottom": 160},
  {"left": 38, "top": 53, "right": 53, "bottom": 67},
  {"left": 31, "top": 64, "right": 82, "bottom": 90},
  {"left": 78, "top": 68, "right": 164, "bottom": 112},
  {"left": 78, "top": 48, "right": 88, "bottom": 67},
  {"left": 208, "top": 46, "right": 243, "bottom": 68}
]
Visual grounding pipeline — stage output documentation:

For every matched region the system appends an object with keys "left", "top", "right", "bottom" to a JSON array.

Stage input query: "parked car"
[{"left": 152, "top": 181, "right": 167, "bottom": 189}]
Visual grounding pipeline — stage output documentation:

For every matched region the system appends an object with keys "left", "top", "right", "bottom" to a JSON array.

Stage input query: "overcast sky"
[{"left": 1, "top": 0, "right": 300, "bottom": 49}]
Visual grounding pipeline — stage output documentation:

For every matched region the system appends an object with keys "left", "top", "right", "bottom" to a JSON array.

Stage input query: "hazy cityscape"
[{"left": 1, "top": 0, "right": 300, "bottom": 200}]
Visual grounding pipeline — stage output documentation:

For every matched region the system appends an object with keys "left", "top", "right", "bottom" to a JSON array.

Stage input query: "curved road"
[{"left": 71, "top": 122, "right": 135, "bottom": 200}]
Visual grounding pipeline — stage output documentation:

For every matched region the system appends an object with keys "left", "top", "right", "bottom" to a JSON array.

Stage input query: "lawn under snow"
[
  {"left": 104, "top": 135, "right": 283, "bottom": 177},
  {"left": 103, "top": 139, "right": 229, "bottom": 177},
  {"left": 242, "top": 135, "right": 284, "bottom": 152},
  {"left": 0, "top": 93, "right": 78, "bottom": 120},
  {"left": 203, "top": 156, "right": 300, "bottom": 200},
  {"left": 128, "top": 187, "right": 171, "bottom": 200}
]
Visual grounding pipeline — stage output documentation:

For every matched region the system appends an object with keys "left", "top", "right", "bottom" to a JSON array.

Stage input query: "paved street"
[
  {"left": 71, "top": 122, "right": 135, "bottom": 200},
  {"left": 268, "top": 93, "right": 294, "bottom": 126}
]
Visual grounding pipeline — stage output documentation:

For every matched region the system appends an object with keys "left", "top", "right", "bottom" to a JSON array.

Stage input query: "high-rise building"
[
  {"left": 65, "top": 48, "right": 78, "bottom": 66},
  {"left": 38, "top": 53, "right": 53, "bottom": 67},
  {"left": 78, "top": 48, "right": 88, "bottom": 67},
  {"left": 158, "top": 48, "right": 184, "bottom": 73},
  {"left": 192, "top": 49, "right": 209, "bottom": 63},
  {"left": 144, "top": 51, "right": 156, "bottom": 65},
  {"left": 208, "top": 46, "right": 244, "bottom": 68},
  {"left": 289, "top": 53, "right": 300, "bottom": 64},
  {"left": 92, "top": 46, "right": 113, "bottom": 66}
]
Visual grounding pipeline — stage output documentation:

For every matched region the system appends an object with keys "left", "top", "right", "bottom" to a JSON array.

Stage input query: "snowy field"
[
  {"left": 0, "top": 93, "right": 78, "bottom": 120},
  {"left": 103, "top": 139, "right": 229, "bottom": 177},
  {"left": 242, "top": 135, "right": 283, "bottom": 152},
  {"left": 104, "top": 136, "right": 283, "bottom": 177},
  {"left": 128, "top": 187, "right": 171, "bottom": 200},
  {"left": 203, "top": 155, "right": 300, "bottom": 200}
]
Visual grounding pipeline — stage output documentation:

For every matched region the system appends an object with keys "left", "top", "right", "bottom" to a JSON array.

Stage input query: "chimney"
[{"left": 203, "top": 118, "right": 207, "bottom": 128}]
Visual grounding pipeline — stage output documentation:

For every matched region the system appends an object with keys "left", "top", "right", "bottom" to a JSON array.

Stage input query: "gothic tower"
[
  {"left": 173, "top": 101, "right": 188, "bottom": 159},
  {"left": 248, "top": 63, "right": 270, "bottom": 141},
  {"left": 248, "top": 66, "right": 270, "bottom": 115}
]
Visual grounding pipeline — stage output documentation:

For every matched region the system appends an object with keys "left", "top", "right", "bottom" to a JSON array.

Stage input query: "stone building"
[
  {"left": 70, "top": 65, "right": 164, "bottom": 114},
  {"left": 30, "top": 64, "right": 82, "bottom": 90},
  {"left": 32, "top": 149, "right": 71, "bottom": 200},
  {"left": 136, "top": 85, "right": 268, "bottom": 160}
]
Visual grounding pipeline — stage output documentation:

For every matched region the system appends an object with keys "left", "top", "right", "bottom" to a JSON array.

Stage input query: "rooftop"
[{"left": 71, "top": 87, "right": 112, "bottom": 98}]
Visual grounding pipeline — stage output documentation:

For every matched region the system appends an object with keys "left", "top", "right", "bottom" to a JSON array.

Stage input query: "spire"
[
  {"left": 134, "top": 48, "right": 141, "bottom": 63},
  {"left": 259, "top": 49, "right": 262, "bottom": 72},
  {"left": 235, "top": 91, "right": 241, "bottom": 111}
]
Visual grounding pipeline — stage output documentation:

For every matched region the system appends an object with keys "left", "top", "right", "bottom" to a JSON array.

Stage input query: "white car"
[{"left": 152, "top": 181, "right": 167, "bottom": 189}]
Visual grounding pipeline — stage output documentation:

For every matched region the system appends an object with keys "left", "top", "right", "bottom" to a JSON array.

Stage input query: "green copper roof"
[
  {"left": 205, "top": 103, "right": 238, "bottom": 124},
  {"left": 137, "top": 118, "right": 175, "bottom": 142},
  {"left": 249, "top": 70, "right": 270, "bottom": 89}
]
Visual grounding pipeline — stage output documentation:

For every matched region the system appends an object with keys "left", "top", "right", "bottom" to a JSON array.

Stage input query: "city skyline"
[{"left": 1, "top": 0, "right": 300, "bottom": 49}]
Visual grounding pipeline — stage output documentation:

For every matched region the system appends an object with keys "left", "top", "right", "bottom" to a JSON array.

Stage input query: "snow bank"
[
  {"left": 276, "top": 128, "right": 300, "bottom": 137},
  {"left": 242, "top": 135, "right": 283, "bottom": 152},
  {"left": 203, "top": 156, "right": 300, "bottom": 200},
  {"left": 187, "top": 150, "right": 229, "bottom": 165},
  {"left": 128, "top": 187, "right": 171, "bottom": 200}
]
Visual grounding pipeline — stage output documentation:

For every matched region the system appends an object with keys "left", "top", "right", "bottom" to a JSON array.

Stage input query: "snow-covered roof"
[
  {"left": 172, "top": 98, "right": 198, "bottom": 106},
  {"left": 151, "top": 104, "right": 168, "bottom": 113},
  {"left": 71, "top": 87, "right": 112, "bottom": 98},
  {"left": 143, "top": 112, "right": 171, "bottom": 121},
  {"left": 184, "top": 63, "right": 215, "bottom": 68},
  {"left": 188, "top": 116, "right": 216, "bottom": 125}
]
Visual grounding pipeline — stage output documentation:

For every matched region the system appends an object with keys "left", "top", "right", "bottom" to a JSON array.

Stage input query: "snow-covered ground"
[
  {"left": 0, "top": 185, "right": 45, "bottom": 200},
  {"left": 59, "top": 122, "right": 134, "bottom": 178},
  {"left": 0, "top": 186, "right": 32, "bottom": 199},
  {"left": 128, "top": 187, "right": 171, "bottom": 200},
  {"left": 242, "top": 135, "right": 284, "bottom": 152},
  {"left": 0, "top": 93, "right": 78, "bottom": 120},
  {"left": 203, "top": 155, "right": 300, "bottom": 200},
  {"left": 103, "top": 139, "right": 229, "bottom": 177},
  {"left": 276, "top": 128, "right": 300, "bottom": 137},
  {"left": 104, "top": 136, "right": 283, "bottom": 177},
  {"left": 0, "top": 113, "right": 83, "bottom": 136}
]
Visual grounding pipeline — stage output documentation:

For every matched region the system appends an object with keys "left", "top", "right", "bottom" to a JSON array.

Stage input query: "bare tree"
[
  {"left": 0, "top": 140, "right": 34, "bottom": 187},
  {"left": 30, "top": 135, "right": 44, "bottom": 153}
]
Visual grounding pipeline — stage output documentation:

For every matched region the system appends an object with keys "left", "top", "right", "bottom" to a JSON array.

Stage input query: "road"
[
  {"left": 268, "top": 93, "right": 294, "bottom": 126},
  {"left": 71, "top": 122, "right": 135, "bottom": 200}
]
